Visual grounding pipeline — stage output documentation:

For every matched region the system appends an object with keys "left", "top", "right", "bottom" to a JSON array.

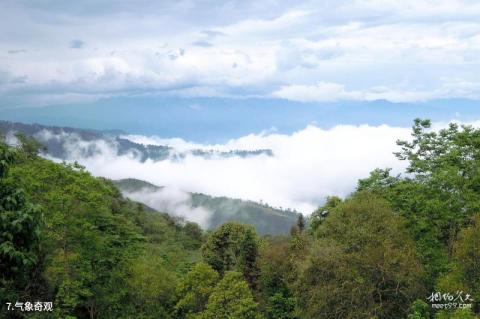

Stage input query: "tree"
[
  {"left": 357, "top": 168, "right": 400, "bottom": 191},
  {"left": 127, "top": 253, "right": 178, "bottom": 318},
  {"left": 265, "top": 293, "right": 297, "bottom": 319},
  {"left": 435, "top": 309, "right": 479, "bottom": 319},
  {"left": 15, "top": 132, "right": 46, "bottom": 159},
  {"left": 183, "top": 222, "right": 204, "bottom": 249},
  {"left": 202, "top": 222, "right": 260, "bottom": 289},
  {"left": 309, "top": 196, "right": 342, "bottom": 233},
  {"left": 174, "top": 262, "right": 220, "bottom": 318},
  {"left": 8, "top": 152, "right": 145, "bottom": 318},
  {"left": 296, "top": 214, "right": 305, "bottom": 232},
  {"left": 0, "top": 133, "right": 205, "bottom": 318},
  {"left": 200, "top": 271, "right": 262, "bottom": 319},
  {"left": 356, "top": 168, "right": 450, "bottom": 287},
  {"left": 407, "top": 300, "right": 431, "bottom": 319},
  {"left": 0, "top": 142, "right": 42, "bottom": 305},
  {"left": 290, "top": 214, "right": 306, "bottom": 236},
  {"left": 452, "top": 214, "right": 480, "bottom": 305},
  {"left": 395, "top": 119, "right": 480, "bottom": 239},
  {"left": 295, "top": 193, "right": 425, "bottom": 319},
  {"left": 259, "top": 237, "right": 292, "bottom": 297},
  {"left": 258, "top": 236, "right": 298, "bottom": 319},
  {"left": 357, "top": 119, "right": 480, "bottom": 288},
  {"left": 436, "top": 214, "right": 480, "bottom": 314}
]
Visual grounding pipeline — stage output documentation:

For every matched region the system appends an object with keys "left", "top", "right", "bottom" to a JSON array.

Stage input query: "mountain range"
[
  {"left": 0, "top": 120, "right": 273, "bottom": 161},
  {"left": 0, "top": 120, "right": 298, "bottom": 234}
]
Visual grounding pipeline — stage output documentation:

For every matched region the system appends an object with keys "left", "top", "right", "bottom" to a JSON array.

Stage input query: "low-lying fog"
[{"left": 14, "top": 121, "right": 477, "bottom": 219}]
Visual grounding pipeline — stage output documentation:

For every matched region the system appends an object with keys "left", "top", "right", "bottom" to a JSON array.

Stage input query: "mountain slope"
[
  {"left": 0, "top": 121, "right": 297, "bottom": 234},
  {"left": 3, "top": 142, "right": 203, "bottom": 317},
  {"left": 113, "top": 178, "right": 299, "bottom": 235}
]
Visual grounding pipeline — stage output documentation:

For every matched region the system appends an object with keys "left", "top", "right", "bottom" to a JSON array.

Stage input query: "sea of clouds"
[
  {"left": 121, "top": 124, "right": 411, "bottom": 214},
  {"left": 13, "top": 121, "right": 470, "bottom": 226},
  {"left": 15, "top": 119, "right": 479, "bottom": 226},
  {"left": 123, "top": 187, "right": 213, "bottom": 228},
  {"left": 35, "top": 123, "right": 422, "bottom": 215}
]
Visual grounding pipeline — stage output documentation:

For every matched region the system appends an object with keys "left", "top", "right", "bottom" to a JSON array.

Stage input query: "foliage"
[
  {"left": 394, "top": 119, "right": 480, "bottom": 242},
  {"left": 356, "top": 121, "right": 480, "bottom": 288},
  {"left": 199, "top": 271, "right": 262, "bottom": 319},
  {"left": 1, "top": 140, "right": 202, "bottom": 318},
  {"left": 309, "top": 195, "right": 342, "bottom": 233},
  {"left": 296, "top": 214, "right": 305, "bottom": 232},
  {"left": 437, "top": 214, "right": 480, "bottom": 314},
  {"left": 296, "top": 193, "right": 425, "bottom": 319},
  {"left": 265, "top": 293, "right": 297, "bottom": 319},
  {"left": 408, "top": 300, "right": 432, "bottom": 319},
  {"left": 14, "top": 132, "right": 46, "bottom": 159},
  {"left": 3, "top": 118, "right": 480, "bottom": 318},
  {"left": 115, "top": 177, "right": 299, "bottom": 235},
  {"left": 174, "top": 262, "right": 220, "bottom": 318},
  {"left": 435, "top": 309, "right": 479, "bottom": 319},
  {"left": 357, "top": 169, "right": 450, "bottom": 286},
  {"left": 126, "top": 253, "right": 178, "bottom": 318},
  {"left": 201, "top": 222, "right": 260, "bottom": 289},
  {"left": 0, "top": 143, "right": 42, "bottom": 306}
]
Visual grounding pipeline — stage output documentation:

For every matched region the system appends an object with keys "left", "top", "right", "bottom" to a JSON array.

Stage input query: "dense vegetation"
[
  {"left": 114, "top": 178, "right": 299, "bottom": 235},
  {"left": 1, "top": 118, "right": 480, "bottom": 318}
]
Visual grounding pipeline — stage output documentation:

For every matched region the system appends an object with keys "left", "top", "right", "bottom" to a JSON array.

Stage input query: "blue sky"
[{"left": 1, "top": 0, "right": 480, "bottom": 108}]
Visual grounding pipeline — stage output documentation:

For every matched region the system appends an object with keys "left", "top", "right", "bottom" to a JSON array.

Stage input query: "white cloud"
[
  {"left": 32, "top": 119, "right": 480, "bottom": 223},
  {"left": 1, "top": 1, "right": 480, "bottom": 105},
  {"left": 273, "top": 80, "right": 480, "bottom": 103},
  {"left": 123, "top": 187, "right": 212, "bottom": 228},
  {"left": 273, "top": 82, "right": 361, "bottom": 102},
  {"left": 272, "top": 82, "right": 436, "bottom": 102},
  {"left": 41, "top": 123, "right": 414, "bottom": 216}
]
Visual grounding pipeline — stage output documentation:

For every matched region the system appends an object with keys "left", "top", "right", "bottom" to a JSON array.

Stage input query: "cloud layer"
[
  {"left": 1, "top": 0, "right": 480, "bottom": 106},
  {"left": 123, "top": 187, "right": 212, "bottom": 228},
  {"left": 40, "top": 123, "right": 417, "bottom": 215}
]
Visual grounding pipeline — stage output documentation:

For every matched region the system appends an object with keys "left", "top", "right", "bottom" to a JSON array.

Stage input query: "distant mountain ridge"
[
  {"left": 0, "top": 121, "right": 295, "bottom": 234},
  {"left": 0, "top": 120, "right": 273, "bottom": 161},
  {"left": 113, "top": 178, "right": 299, "bottom": 235}
]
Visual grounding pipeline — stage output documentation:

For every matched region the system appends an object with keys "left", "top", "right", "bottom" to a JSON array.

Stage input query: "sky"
[
  {"left": 1, "top": 1, "right": 480, "bottom": 216},
  {"left": 1, "top": 0, "right": 480, "bottom": 108}
]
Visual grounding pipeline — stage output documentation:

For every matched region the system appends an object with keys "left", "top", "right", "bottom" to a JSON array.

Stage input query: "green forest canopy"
[{"left": 1, "top": 118, "right": 479, "bottom": 318}]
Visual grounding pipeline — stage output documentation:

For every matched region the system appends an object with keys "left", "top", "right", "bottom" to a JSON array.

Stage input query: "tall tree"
[
  {"left": 202, "top": 222, "right": 260, "bottom": 289},
  {"left": 436, "top": 214, "right": 480, "bottom": 314},
  {"left": 296, "top": 193, "right": 425, "bottom": 319},
  {"left": 296, "top": 214, "right": 305, "bottom": 232},
  {"left": 309, "top": 196, "right": 342, "bottom": 233},
  {"left": 358, "top": 119, "right": 480, "bottom": 287},
  {"left": 395, "top": 119, "right": 480, "bottom": 239},
  {"left": 15, "top": 132, "right": 46, "bottom": 159},
  {"left": 200, "top": 271, "right": 262, "bottom": 319},
  {"left": 174, "top": 262, "right": 220, "bottom": 318},
  {"left": 0, "top": 142, "right": 42, "bottom": 305}
]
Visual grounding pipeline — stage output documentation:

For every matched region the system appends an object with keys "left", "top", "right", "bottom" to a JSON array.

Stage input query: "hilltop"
[{"left": 114, "top": 178, "right": 299, "bottom": 235}]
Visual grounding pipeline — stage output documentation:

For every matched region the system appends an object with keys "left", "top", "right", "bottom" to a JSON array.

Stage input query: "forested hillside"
[
  {"left": 114, "top": 178, "right": 299, "bottom": 235},
  {"left": 0, "top": 136, "right": 203, "bottom": 318},
  {"left": 1, "top": 119, "right": 480, "bottom": 318}
]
